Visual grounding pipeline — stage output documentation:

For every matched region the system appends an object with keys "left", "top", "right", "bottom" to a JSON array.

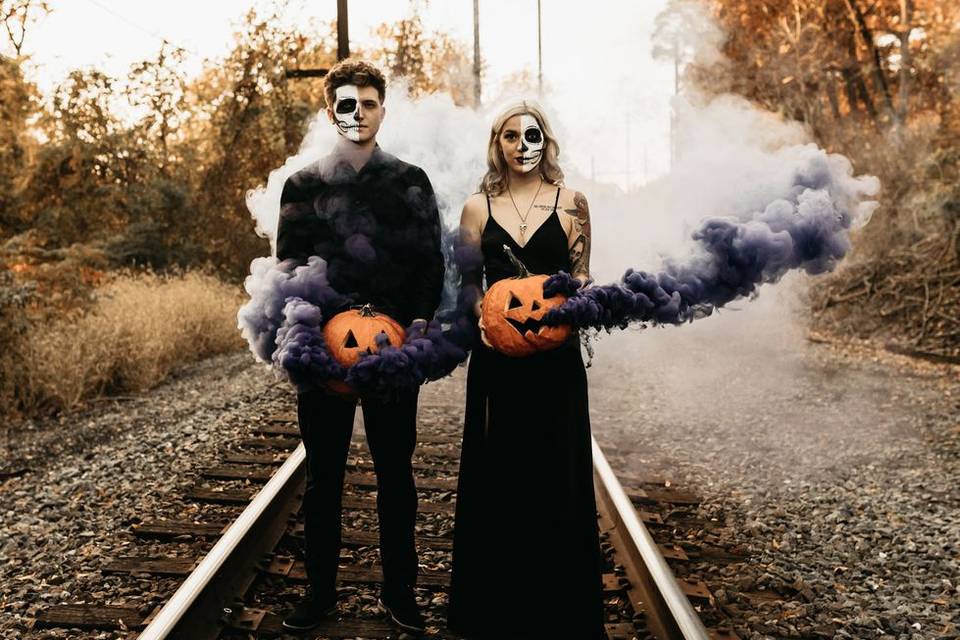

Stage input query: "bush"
[{"left": 2, "top": 269, "right": 246, "bottom": 418}]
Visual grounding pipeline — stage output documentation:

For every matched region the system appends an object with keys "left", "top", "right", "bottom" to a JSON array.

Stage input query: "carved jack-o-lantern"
[
  {"left": 481, "top": 246, "right": 572, "bottom": 357},
  {"left": 323, "top": 304, "right": 406, "bottom": 393}
]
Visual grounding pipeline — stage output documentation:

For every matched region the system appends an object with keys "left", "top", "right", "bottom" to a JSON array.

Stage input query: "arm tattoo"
[{"left": 566, "top": 192, "right": 591, "bottom": 279}]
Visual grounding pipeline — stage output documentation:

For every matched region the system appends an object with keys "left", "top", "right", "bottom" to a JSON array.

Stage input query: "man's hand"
[{"left": 405, "top": 318, "right": 430, "bottom": 342}]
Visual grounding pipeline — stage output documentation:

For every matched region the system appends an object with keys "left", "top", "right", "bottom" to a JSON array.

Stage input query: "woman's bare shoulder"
[
  {"left": 555, "top": 186, "right": 587, "bottom": 215},
  {"left": 464, "top": 191, "right": 487, "bottom": 207},
  {"left": 461, "top": 192, "right": 488, "bottom": 225}
]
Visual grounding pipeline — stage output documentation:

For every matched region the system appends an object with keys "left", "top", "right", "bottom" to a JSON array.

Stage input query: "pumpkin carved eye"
[
  {"left": 480, "top": 274, "right": 573, "bottom": 357},
  {"left": 343, "top": 330, "right": 359, "bottom": 348},
  {"left": 322, "top": 305, "right": 407, "bottom": 394}
]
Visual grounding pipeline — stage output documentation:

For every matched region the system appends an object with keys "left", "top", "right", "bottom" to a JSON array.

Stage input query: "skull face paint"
[
  {"left": 518, "top": 114, "right": 544, "bottom": 172},
  {"left": 332, "top": 85, "right": 361, "bottom": 141}
]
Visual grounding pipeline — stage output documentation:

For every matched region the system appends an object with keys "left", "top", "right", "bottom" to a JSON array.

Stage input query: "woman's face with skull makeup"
[
  {"left": 499, "top": 113, "right": 544, "bottom": 174},
  {"left": 327, "top": 84, "right": 384, "bottom": 143}
]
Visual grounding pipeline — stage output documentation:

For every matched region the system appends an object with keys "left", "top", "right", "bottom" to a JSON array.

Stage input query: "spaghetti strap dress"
[{"left": 447, "top": 188, "right": 605, "bottom": 639}]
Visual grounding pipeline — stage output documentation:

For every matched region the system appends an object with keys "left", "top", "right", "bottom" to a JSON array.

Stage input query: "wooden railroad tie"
[
  {"left": 182, "top": 486, "right": 456, "bottom": 514},
  {"left": 32, "top": 605, "right": 158, "bottom": 631},
  {"left": 198, "top": 467, "right": 457, "bottom": 492},
  {"left": 285, "top": 523, "right": 454, "bottom": 551},
  {"left": 132, "top": 521, "right": 453, "bottom": 550},
  {"left": 224, "top": 609, "right": 396, "bottom": 637},
  {"left": 252, "top": 424, "right": 461, "bottom": 446},
  {"left": 263, "top": 555, "right": 450, "bottom": 588},
  {"left": 220, "top": 451, "right": 458, "bottom": 474}
]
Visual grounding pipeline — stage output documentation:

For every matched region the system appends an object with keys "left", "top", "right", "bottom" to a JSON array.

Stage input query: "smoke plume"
[
  {"left": 545, "top": 145, "right": 879, "bottom": 331},
  {"left": 237, "top": 256, "right": 349, "bottom": 363},
  {"left": 238, "top": 87, "right": 490, "bottom": 392}
]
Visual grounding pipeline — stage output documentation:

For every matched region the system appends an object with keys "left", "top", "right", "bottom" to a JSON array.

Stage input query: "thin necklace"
[{"left": 507, "top": 177, "right": 543, "bottom": 244}]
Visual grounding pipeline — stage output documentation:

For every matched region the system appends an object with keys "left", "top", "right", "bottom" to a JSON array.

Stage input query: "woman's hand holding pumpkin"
[{"left": 476, "top": 300, "right": 493, "bottom": 348}]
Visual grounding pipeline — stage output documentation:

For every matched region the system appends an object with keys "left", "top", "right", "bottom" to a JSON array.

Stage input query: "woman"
[{"left": 447, "top": 101, "right": 604, "bottom": 639}]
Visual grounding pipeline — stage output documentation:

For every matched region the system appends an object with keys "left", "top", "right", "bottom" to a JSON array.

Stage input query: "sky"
[{"left": 16, "top": 0, "right": 676, "bottom": 190}]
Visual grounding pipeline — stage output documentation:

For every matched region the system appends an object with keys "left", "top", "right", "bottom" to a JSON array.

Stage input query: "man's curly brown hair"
[{"left": 323, "top": 59, "right": 387, "bottom": 107}]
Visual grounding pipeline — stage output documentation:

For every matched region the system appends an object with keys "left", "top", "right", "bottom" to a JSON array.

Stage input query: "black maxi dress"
[{"left": 447, "top": 191, "right": 605, "bottom": 640}]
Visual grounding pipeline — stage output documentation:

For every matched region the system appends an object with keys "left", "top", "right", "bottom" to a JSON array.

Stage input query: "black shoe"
[
  {"left": 282, "top": 589, "right": 337, "bottom": 632},
  {"left": 378, "top": 585, "right": 426, "bottom": 634}
]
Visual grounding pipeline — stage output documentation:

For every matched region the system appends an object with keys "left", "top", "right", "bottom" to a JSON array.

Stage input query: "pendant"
[{"left": 519, "top": 223, "right": 528, "bottom": 236}]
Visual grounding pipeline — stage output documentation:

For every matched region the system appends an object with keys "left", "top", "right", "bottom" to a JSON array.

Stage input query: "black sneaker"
[
  {"left": 282, "top": 589, "right": 337, "bottom": 632},
  {"left": 378, "top": 585, "right": 426, "bottom": 634}
]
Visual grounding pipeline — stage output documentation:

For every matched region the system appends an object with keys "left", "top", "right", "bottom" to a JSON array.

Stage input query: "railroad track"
[{"left": 30, "top": 404, "right": 741, "bottom": 639}]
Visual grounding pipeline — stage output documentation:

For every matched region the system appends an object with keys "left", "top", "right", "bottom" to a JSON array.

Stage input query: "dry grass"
[
  {"left": 4, "top": 270, "right": 246, "bottom": 418},
  {"left": 808, "top": 125, "right": 960, "bottom": 359}
]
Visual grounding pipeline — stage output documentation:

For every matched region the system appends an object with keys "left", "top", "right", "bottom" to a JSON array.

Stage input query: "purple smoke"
[
  {"left": 544, "top": 152, "right": 875, "bottom": 331},
  {"left": 238, "top": 256, "right": 350, "bottom": 363},
  {"left": 272, "top": 297, "right": 347, "bottom": 392},
  {"left": 337, "top": 240, "right": 483, "bottom": 396},
  {"left": 238, "top": 240, "right": 481, "bottom": 395},
  {"left": 345, "top": 315, "right": 476, "bottom": 396},
  {"left": 543, "top": 271, "right": 588, "bottom": 298}
]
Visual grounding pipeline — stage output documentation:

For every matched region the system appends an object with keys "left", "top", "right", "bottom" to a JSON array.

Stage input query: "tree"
[
  {"left": 126, "top": 43, "right": 188, "bottom": 176},
  {"left": 0, "top": 55, "right": 36, "bottom": 236},
  {"left": 186, "top": 7, "right": 338, "bottom": 277},
  {"left": 24, "top": 69, "right": 131, "bottom": 245},
  {"left": 373, "top": 12, "right": 474, "bottom": 105},
  {"left": 683, "top": 0, "right": 960, "bottom": 355},
  {"left": 1, "top": 0, "right": 49, "bottom": 56}
]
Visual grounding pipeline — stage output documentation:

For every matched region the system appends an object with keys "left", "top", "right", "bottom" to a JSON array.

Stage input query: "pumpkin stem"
[
  {"left": 502, "top": 244, "right": 531, "bottom": 278},
  {"left": 359, "top": 303, "right": 376, "bottom": 317}
]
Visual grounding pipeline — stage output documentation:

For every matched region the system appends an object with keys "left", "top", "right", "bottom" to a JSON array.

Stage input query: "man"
[{"left": 276, "top": 59, "right": 444, "bottom": 634}]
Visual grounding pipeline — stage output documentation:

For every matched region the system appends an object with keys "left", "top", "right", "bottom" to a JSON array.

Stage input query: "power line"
[{"left": 80, "top": 0, "right": 202, "bottom": 57}]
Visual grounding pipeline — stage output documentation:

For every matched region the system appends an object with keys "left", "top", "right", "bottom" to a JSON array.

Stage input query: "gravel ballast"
[{"left": 588, "top": 300, "right": 959, "bottom": 640}]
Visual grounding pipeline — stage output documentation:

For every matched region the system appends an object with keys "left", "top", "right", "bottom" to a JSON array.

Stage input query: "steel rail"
[
  {"left": 137, "top": 433, "right": 707, "bottom": 639},
  {"left": 138, "top": 444, "right": 307, "bottom": 640},
  {"left": 592, "top": 436, "right": 711, "bottom": 640}
]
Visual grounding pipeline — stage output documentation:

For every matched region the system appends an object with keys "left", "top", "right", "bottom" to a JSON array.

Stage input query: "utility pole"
[
  {"left": 625, "top": 111, "right": 631, "bottom": 191},
  {"left": 670, "top": 36, "right": 678, "bottom": 169},
  {"left": 473, "top": 0, "right": 481, "bottom": 107},
  {"left": 643, "top": 145, "right": 648, "bottom": 185},
  {"left": 537, "top": 0, "right": 543, "bottom": 94},
  {"left": 285, "top": 1, "right": 350, "bottom": 78},
  {"left": 337, "top": 0, "right": 349, "bottom": 61}
]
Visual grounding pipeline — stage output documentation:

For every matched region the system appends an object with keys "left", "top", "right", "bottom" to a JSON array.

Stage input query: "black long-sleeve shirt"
[{"left": 276, "top": 146, "right": 444, "bottom": 327}]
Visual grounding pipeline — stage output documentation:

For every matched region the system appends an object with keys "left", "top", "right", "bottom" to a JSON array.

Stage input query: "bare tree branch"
[{"left": 1, "top": 0, "right": 50, "bottom": 56}]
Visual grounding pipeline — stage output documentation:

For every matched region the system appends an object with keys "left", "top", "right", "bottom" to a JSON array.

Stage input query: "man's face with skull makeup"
[
  {"left": 499, "top": 113, "right": 545, "bottom": 174},
  {"left": 327, "top": 84, "right": 384, "bottom": 143}
]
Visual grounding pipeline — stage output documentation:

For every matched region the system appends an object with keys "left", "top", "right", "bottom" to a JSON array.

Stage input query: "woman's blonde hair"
[{"left": 480, "top": 100, "right": 564, "bottom": 196}]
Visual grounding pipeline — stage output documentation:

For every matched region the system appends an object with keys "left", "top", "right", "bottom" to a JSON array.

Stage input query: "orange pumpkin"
[
  {"left": 481, "top": 247, "right": 572, "bottom": 357},
  {"left": 323, "top": 304, "right": 406, "bottom": 394}
]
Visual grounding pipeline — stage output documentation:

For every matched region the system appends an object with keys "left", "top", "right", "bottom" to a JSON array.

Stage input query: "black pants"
[{"left": 296, "top": 387, "right": 420, "bottom": 599}]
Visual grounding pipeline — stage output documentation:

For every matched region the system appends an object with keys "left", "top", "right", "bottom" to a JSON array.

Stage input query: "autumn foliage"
[
  {"left": 0, "top": 2, "right": 473, "bottom": 417},
  {"left": 671, "top": 0, "right": 960, "bottom": 358}
]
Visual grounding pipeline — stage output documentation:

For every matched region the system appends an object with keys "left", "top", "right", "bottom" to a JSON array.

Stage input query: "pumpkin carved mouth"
[
  {"left": 505, "top": 316, "right": 548, "bottom": 337},
  {"left": 480, "top": 247, "right": 572, "bottom": 357},
  {"left": 504, "top": 292, "right": 549, "bottom": 336}
]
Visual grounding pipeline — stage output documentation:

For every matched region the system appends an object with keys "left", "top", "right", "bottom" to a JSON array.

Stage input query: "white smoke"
[
  {"left": 584, "top": 93, "right": 879, "bottom": 286},
  {"left": 245, "top": 82, "right": 491, "bottom": 256},
  {"left": 244, "top": 0, "right": 878, "bottom": 345}
]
